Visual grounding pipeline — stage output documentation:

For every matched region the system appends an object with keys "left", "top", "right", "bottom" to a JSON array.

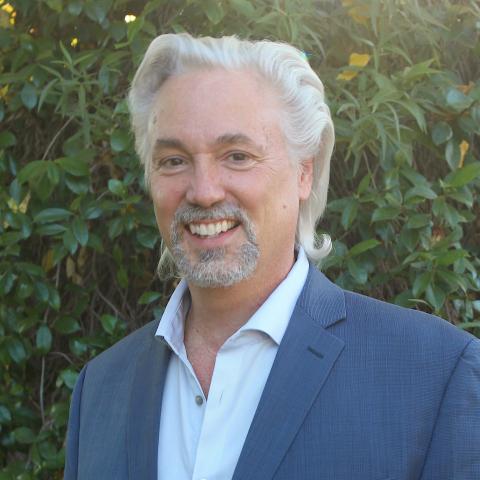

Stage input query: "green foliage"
[{"left": 0, "top": 0, "right": 479, "bottom": 477}]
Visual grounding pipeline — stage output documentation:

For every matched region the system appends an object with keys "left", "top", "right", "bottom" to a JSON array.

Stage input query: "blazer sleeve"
[
  {"left": 420, "top": 338, "right": 480, "bottom": 479},
  {"left": 63, "top": 364, "right": 88, "bottom": 480}
]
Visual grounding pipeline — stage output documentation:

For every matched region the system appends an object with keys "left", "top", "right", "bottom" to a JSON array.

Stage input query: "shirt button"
[{"left": 195, "top": 395, "right": 204, "bottom": 405}]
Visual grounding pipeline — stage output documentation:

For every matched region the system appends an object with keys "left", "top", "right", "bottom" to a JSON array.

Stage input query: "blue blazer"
[{"left": 64, "top": 265, "right": 480, "bottom": 479}]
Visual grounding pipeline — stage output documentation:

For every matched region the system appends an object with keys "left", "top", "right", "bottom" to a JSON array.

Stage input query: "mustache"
[
  {"left": 170, "top": 203, "right": 257, "bottom": 246},
  {"left": 172, "top": 203, "right": 250, "bottom": 225}
]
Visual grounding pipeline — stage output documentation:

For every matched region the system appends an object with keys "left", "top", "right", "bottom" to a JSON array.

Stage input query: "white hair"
[{"left": 128, "top": 33, "right": 335, "bottom": 262}]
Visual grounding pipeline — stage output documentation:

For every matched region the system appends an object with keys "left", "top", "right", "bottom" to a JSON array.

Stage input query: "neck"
[{"left": 184, "top": 251, "right": 296, "bottom": 353}]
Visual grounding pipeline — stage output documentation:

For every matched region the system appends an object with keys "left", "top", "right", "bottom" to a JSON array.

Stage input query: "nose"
[{"left": 185, "top": 159, "right": 226, "bottom": 208}]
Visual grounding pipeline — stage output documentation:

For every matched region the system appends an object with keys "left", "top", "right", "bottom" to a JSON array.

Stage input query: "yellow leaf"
[
  {"left": 18, "top": 193, "right": 30, "bottom": 214},
  {"left": 459, "top": 140, "right": 469, "bottom": 168},
  {"left": 349, "top": 53, "right": 371, "bottom": 68},
  {"left": 77, "top": 246, "right": 88, "bottom": 270},
  {"left": 7, "top": 197, "right": 18, "bottom": 213},
  {"left": 1, "top": 3, "right": 14, "bottom": 14},
  {"left": 337, "top": 70, "right": 358, "bottom": 81},
  {"left": 457, "top": 82, "right": 474, "bottom": 95},
  {"left": 7, "top": 193, "right": 30, "bottom": 214},
  {"left": 42, "top": 250, "right": 54, "bottom": 273},
  {"left": 66, "top": 257, "right": 75, "bottom": 279},
  {"left": 347, "top": 6, "right": 369, "bottom": 25}
]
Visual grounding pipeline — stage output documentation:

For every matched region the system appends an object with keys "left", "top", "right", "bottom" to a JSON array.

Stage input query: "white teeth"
[
  {"left": 207, "top": 224, "right": 216, "bottom": 236},
  {"left": 188, "top": 220, "right": 237, "bottom": 237}
]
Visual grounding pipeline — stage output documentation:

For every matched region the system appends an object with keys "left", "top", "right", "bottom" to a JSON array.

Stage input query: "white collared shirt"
[{"left": 156, "top": 249, "right": 309, "bottom": 480}]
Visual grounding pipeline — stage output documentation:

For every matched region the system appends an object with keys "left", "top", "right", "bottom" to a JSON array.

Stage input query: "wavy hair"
[{"left": 128, "top": 33, "right": 335, "bottom": 262}]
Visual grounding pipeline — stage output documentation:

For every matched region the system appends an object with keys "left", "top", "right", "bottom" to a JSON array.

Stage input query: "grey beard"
[{"left": 170, "top": 204, "right": 259, "bottom": 287}]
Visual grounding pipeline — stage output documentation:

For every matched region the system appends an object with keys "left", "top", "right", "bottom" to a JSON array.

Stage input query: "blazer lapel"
[
  {"left": 127, "top": 325, "right": 171, "bottom": 480},
  {"left": 233, "top": 266, "right": 346, "bottom": 480}
]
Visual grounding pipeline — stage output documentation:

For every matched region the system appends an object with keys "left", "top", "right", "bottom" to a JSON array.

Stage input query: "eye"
[
  {"left": 153, "top": 155, "right": 187, "bottom": 172},
  {"left": 163, "top": 156, "right": 185, "bottom": 167},
  {"left": 224, "top": 151, "right": 255, "bottom": 169}
]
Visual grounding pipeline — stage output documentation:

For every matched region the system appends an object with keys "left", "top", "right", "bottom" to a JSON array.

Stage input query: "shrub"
[{"left": 0, "top": 0, "right": 479, "bottom": 477}]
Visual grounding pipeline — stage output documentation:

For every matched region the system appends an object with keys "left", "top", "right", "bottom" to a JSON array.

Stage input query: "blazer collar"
[
  {"left": 233, "top": 264, "right": 346, "bottom": 480},
  {"left": 127, "top": 322, "right": 171, "bottom": 480}
]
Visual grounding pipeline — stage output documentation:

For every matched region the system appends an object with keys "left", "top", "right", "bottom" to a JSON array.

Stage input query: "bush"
[{"left": 0, "top": 0, "right": 479, "bottom": 477}]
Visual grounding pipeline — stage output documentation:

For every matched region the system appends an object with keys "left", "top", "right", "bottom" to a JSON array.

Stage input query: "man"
[{"left": 64, "top": 34, "right": 480, "bottom": 479}]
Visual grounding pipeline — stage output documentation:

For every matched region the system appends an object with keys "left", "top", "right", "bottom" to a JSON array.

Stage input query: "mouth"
[{"left": 186, "top": 219, "right": 239, "bottom": 238}]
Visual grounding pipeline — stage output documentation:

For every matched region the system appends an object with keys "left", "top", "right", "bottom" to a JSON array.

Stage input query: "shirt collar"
[
  {"left": 155, "top": 248, "right": 310, "bottom": 350},
  {"left": 238, "top": 248, "right": 309, "bottom": 345}
]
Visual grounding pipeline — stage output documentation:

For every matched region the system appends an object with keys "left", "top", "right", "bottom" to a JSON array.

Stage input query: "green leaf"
[
  {"left": 436, "top": 249, "right": 466, "bottom": 266},
  {"left": 431, "top": 122, "right": 452, "bottom": 146},
  {"left": 58, "top": 369, "right": 78, "bottom": 389},
  {"left": 17, "top": 160, "right": 46, "bottom": 184},
  {"left": 110, "top": 129, "right": 130, "bottom": 152},
  {"left": 136, "top": 228, "right": 158, "bottom": 249},
  {"left": 425, "top": 284, "right": 445, "bottom": 311},
  {"left": 100, "top": 314, "right": 118, "bottom": 334},
  {"left": 0, "top": 231, "right": 24, "bottom": 247},
  {"left": 36, "top": 224, "right": 68, "bottom": 236},
  {"left": 46, "top": 0, "right": 63, "bottom": 12},
  {"left": 48, "top": 287, "right": 61, "bottom": 310},
  {"left": 54, "top": 316, "right": 80, "bottom": 335},
  {"left": 36, "top": 325, "right": 53, "bottom": 353},
  {"left": 230, "top": 0, "right": 256, "bottom": 17},
  {"left": 0, "top": 405, "right": 12, "bottom": 424},
  {"left": 0, "top": 272, "right": 16, "bottom": 295},
  {"left": 412, "top": 271, "right": 432, "bottom": 297},
  {"left": 7, "top": 338, "right": 27, "bottom": 363},
  {"left": 20, "top": 83, "right": 37, "bottom": 110},
  {"left": 446, "top": 88, "right": 472, "bottom": 111},
  {"left": 0, "top": 131, "right": 16, "bottom": 148},
  {"left": 457, "top": 321, "right": 480, "bottom": 330},
  {"left": 108, "top": 179, "right": 126, "bottom": 196},
  {"left": 72, "top": 218, "right": 89, "bottom": 246},
  {"left": 34, "top": 208, "right": 72, "bottom": 224},
  {"left": 84, "top": 0, "right": 112, "bottom": 24},
  {"left": 56, "top": 156, "right": 90, "bottom": 176},
  {"left": 349, "top": 239, "right": 380, "bottom": 257},
  {"left": 67, "top": 0, "right": 83, "bottom": 15},
  {"left": 444, "top": 162, "right": 480, "bottom": 188},
  {"left": 138, "top": 291, "right": 161, "bottom": 305},
  {"left": 205, "top": 0, "right": 225, "bottom": 24},
  {"left": 445, "top": 140, "right": 460, "bottom": 170},
  {"left": 341, "top": 199, "right": 358, "bottom": 230},
  {"left": 371, "top": 206, "right": 401, "bottom": 222},
  {"left": 394, "top": 99, "right": 426, "bottom": 132},
  {"left": 436, "top": 268, "right": 468, "bottom": 292},
  {"left": 347, "top": 258, "right": 368, "bottom": 284},
  {"left": 406, "top": 214, "right": 431, "bottom": 229},
  {"left": 63, "top": 228, "right": 78, "bottom": 255},
  {"left": 84, "top": 205, "right": 103, "bottom": 219},
  {"left": 38, "top": 440, "right": 57, "bottom": 460},
  {"left": 13, "top": 427, "right": 36, "bottom": 444},
  {"left": 404, "top": 185, "right": 437, "bottom": 201}
]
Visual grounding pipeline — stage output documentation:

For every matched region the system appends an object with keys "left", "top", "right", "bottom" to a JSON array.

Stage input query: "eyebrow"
[{"left": 153, "top": 133, "right": 265, "bottom": 154}]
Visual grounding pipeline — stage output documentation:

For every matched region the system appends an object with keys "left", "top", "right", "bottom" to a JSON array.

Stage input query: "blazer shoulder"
[
  {"left": 87, "top": 317, "right": 160, "bottom": 374},
  {"left": 342, "top": 288, "right": 477, "bottom": 353}
]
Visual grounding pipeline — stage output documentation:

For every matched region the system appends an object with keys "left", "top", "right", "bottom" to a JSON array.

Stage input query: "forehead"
[{"left": 151, "top": 68, "right": 286, "bottom": 148}]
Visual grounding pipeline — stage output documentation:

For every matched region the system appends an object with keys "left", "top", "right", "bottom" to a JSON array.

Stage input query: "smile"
[{"left": 187, "top": 220, "right": 238, "bottom": 238}]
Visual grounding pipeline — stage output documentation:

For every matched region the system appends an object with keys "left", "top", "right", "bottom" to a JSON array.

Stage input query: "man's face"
[{"left": 149, "top": 68, "right": 312, "bottom": 288}]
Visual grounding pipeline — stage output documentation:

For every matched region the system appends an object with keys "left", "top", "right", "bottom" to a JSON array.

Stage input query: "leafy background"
[{"left": 0, "top": 0, "right": 479, "bottom": 478}]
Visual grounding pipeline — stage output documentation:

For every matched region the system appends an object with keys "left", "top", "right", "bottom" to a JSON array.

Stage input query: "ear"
[{"left": 298, "top": 158, "right": 313, "bottom": 201}]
